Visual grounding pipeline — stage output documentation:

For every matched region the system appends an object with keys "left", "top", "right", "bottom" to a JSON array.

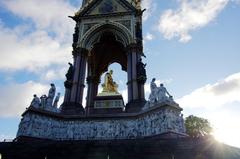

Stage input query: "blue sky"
[{"left": 0, "top": 0, "right": 240, "bottom": 148}]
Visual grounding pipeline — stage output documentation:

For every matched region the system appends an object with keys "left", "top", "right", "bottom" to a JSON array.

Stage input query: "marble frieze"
[{"left": 17, "top": 103, "right": 186, "bottom": 140}]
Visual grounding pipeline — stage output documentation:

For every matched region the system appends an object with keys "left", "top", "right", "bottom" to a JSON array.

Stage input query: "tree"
[{"left": 185, "top": 115, "right": 212, "bottom": 138}]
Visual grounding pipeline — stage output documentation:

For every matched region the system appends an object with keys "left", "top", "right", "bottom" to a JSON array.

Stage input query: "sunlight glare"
[{"left": 210, "top": 114, "right": 240, "bottom": 148}]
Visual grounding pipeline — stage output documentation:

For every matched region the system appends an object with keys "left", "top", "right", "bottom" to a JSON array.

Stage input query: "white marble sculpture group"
[
  {"left": 18, "top": 78, "right": 186, "bottom": 140},
  {"left": 144, "top": 78, "right": 178, "bottom": 110},
  {"left": 30, "top": 83, "right": 60, "bottom": 113}
]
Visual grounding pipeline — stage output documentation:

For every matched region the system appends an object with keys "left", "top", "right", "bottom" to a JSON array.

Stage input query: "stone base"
[
  {"left": 60, "top": 102, "right": 85, "bottom": 115},
  {"left": 125, "top": 99, "right": 146, "bottom": 113},
  {"left": 1, "top": 137, "right": 240, "bottom": 159},
  {"left": 17, "top": 103, "right": 186, "bottom": 141},
  {"left": 89, "top": 95, "right": 125, "bottom": 114}
]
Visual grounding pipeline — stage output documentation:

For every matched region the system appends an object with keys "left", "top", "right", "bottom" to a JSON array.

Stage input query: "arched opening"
[
  {"left": 89, "top": 31, "right": 127, "bottom": 82},
  {"left": 81, "top": 22, "right": 133, "bottom": 49},
  {"left": 86, "top": 30, "right": 128, "bottom": 109},
  {"left": 68, "top": 22, "right": 147, "bottom": 114}
]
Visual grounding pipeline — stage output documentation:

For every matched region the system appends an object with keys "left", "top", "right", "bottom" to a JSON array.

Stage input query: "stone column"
[
  {"left": 63, "top": 85, "right": 71, "bottom": 103},
  {"left": 61, "top": 47, "right": 87, "bottom": 115},
  {"left": 126, "top": 44, "right": 139, "bottom": 102},
  {"left": 70, "top": 47, "right": 88, "bottom": 105},
  {"left": 125, "top": 43, "right": 146, "bottom": 112},
  {"left": 136, "top": 54, "right": 146, "bottom": 101},
  {"left": 85, "top": 62, "right": 100, "bottom": 115}
]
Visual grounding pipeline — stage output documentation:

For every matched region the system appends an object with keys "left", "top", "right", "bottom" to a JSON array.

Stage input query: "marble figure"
[
  {"left": 30, "top": 94, "right": 40, "bottom": 108},
  {"left": 53, "top": 93, "right": 61, "bottom": 108},
  {"left": 40, "top": 95, "right": 47, "bottom": 108}
]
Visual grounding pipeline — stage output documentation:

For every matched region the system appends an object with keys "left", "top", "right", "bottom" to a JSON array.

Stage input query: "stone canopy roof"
[{"left": 74, "top": 0, "right": 139, "bottom": 17}]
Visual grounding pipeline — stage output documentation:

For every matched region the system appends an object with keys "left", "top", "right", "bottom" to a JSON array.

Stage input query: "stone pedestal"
[
  {"left": 91, "top": 95, "right": 124, "bottom": 114},
  {"left": 60, "top": 102, "right": 85, "bottom": 115},
  {"left": 17, "top": 102, "right": 187, "bottom": 141},
  {"left": 125, "top": 99, "right": 146, "bottom": 113}
]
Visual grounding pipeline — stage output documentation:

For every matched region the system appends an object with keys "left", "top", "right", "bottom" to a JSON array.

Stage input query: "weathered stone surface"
[{"left": 17, "top": 104, "right": 186, "bottom": 140}]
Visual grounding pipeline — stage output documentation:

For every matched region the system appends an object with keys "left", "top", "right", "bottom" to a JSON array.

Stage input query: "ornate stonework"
[
  {"left": 16, "top": 0, "right": 187, "bottom": 142},
  {"left": 17, "top": 103, "right": 186, "bottom": 140}
]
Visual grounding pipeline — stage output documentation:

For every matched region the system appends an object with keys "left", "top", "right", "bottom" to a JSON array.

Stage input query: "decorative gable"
[{"left": 77, "top": 0, "right": 136, "bottom": 16}]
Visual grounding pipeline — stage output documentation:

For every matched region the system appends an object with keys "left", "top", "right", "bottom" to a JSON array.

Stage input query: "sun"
[{"left": 211, "top": 116, "right": 240, "bottom": 148}]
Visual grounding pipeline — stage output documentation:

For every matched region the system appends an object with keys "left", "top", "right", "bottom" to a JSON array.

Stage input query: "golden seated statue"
[{"left": 99, "top": 70, "right": 119, "bottom": 96}]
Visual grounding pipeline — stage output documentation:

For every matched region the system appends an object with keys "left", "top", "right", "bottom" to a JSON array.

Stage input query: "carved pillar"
[
  {"left": 63, "top": 84, "right": 71, "bottom": 103},
  {"left": 136, "top": 55, "right": 146, "bottom": 101},
  {"left": 126, "top": 44, "right": 139, "bottom": 102},
  {"left": 70, "top": 47, "right": 88, "bottom": 105},
  {"left": 125, "top": 43, "right": 146, "bottom": 112},
  {"left": 61, "top": 47, "right": 88, "bottom": 115},
  {"left": 86, "top": 66, "right": 100, "bottom": 115}
]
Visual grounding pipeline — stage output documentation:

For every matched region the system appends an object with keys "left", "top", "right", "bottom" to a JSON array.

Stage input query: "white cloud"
[
  {"left": 177, "top": 73, "right": 240, "bottom": 148},
  {"left": 144, "top": 32, "right": 155, "bottom": 41},
  {"left": 177, "top": 72, "right": 240, "bottom": 109},
  {"left": 158, "top": 0, "right": 229, "bottom": 42},
  {"left": 0, "top": 81, "right": 49, "bottom": 117},
  {"left": 41, "top": 67, "right": 68, "bottom": 81},
  {"left": 142, "top": 0, "right": 156, "bottom": 21},
  {"left": 0, "top": 0, "right": 75, "bottom": 73},
  {"left": 0, "top": 24, "right": 72, "bottom": 72},
  {"left": 1, "top": 0, "right": 76, "bottom": 42}
]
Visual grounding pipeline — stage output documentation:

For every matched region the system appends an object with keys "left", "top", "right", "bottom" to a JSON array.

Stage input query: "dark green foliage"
[{"left": 185, "top": 115, "right": 213, "bottom": 137}]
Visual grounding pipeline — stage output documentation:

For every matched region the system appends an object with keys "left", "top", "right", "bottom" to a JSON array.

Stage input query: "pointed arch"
[{"left": 79, "top": 21, "right": 134, "bottom": 49}]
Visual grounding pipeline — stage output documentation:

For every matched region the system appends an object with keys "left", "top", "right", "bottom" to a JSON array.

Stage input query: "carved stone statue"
[
  {"left": 143, "top": 79, "right": 178, "bottom": 110},
  {"left": 72, "top": 25, "right": 79, "bottom": 49},
  {"left": 53, "top": 93, "right": 61, "bottom": 108},
  {"left": 48, "top": 84, "right": 56, "bottom": 98},
  {"left": 102, "top": 70, "right": 119, "bottom": 93},
  {"left": 131, "top": 0, "right": 141, "bottom": 9},
  {"left": 66, "top": 62, "right": 74, "bottom": 81},
  {"left": 157, "top": 83, "right": 172, "bottom": 103},
  {"left": 40, "top": 95, "right": 47, "bottom": 108},
  {"left": 137, "top": 58, "right": 147, "bottom": 83},
  {"left": 46, "top": 83, "right": 56, "bottom": 107},
  {"left": 30, "top": 94, "right": 40, "bottom": 108},
  {"left": 149, "top": 78, "right": 158, "bottom": 104}
]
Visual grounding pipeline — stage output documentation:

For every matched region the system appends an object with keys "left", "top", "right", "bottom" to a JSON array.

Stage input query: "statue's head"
[
  {"left": 33, "top": 94, "right": 37, "bottom": 97},
  {"left": 152, "top": 78, "right": 156, "bottom": 82},
  {"left": 160, "top": 83, "right": 164, "bottom": 87},
  {"left": 68, "top": 62, "right": 72, "bottom": 66},
  {"left": 51, "top": 83, "right": 55, "bottom": 87}
]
